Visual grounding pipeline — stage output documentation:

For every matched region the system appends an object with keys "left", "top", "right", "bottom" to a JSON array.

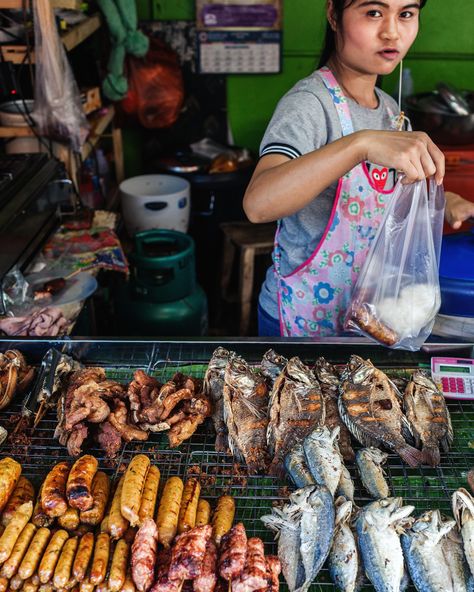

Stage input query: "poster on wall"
[{"left": 196, "top": 0, "right": 282, "bottom": 74}]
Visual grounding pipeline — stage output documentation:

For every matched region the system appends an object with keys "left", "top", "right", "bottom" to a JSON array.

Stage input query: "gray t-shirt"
[{"left": 258, "top": 70, "right": 401, "bottom": 319}]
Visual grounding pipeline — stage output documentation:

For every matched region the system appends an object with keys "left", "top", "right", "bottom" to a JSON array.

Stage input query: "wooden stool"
[{"left": 220, "top": 221, "right": 276, "bottom": 335}]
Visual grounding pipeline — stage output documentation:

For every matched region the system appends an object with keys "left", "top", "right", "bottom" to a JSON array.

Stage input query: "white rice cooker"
[{"left": 120, "top": 174, "right": 190, "bottom": 236}]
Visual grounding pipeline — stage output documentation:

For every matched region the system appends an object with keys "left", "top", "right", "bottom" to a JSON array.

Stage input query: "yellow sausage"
[
  {"left": 177, "top": 478, "right": 200, "bottom": 534},
  {"left": 100, "top": 516, "right": 109, "bottom": 534},
  {"left": 108, "top": 540, "right": 128, "bottom": 592},
  {"left": 41, "top": 462, "right": 70, "bottom": 519},
  {"left": 156, "top": 477, "right": 183, "bottom": 548},
  {"left": 66, "top": 456, "right": 98, "bottom": 513},
  {"left": 32, "top": 486, "right": 53, "bottom": 529},
  {"left": 1, "top": 477, "right": 34, "bottom": 527},
  {"left": 120, "top": 571, "right": 136, "bottom": 592},
  {"left": 72, "top": 533, "right": 95, "bottom": 583},
  {"left": 89, "top": 533, "right": 110, "bottom": 586},
  {"left": 80, "top": 473, "right": 110, "bottom": 526},
  {"left": 212, "top": 495, "right": 235, "bottom": 544},
  {"left": 38, "top": 530, "right": 69, "bottom": 585},
  {"left": 137, "top": 467, "right": 160, "bottom": 527},
  {"left": 94, "top": 584, "right": 108, "bottom": 592},
  {"left": 10, "top": 573, "right": 24, "bottom": 590},
  {"left": 195, "top": 499, "right": 211, "bottom": 527},
  {"left": 0, "top": 523, "right": 36, "bottom": 579},
  {"left": 120, "top": 456, "right": 150, "bottom": 527},
  {"left": 78, "top": 575, "right": 94, "bottom": 592},
  {"left": 18, "top": 527, "right": 51, "bottom": 580},
  {"left": 0, "top": 576, "right": 7, "bottom": 592},
  {"left": 108, "top": 478, "right": 128, "bottom": 541},
  {"left": 0, "top": 458, "right": 22, "bottom": 514},
  {"left": 0, "top": 501, "right": 33, "bottom": 563},
  {"left": 58, "top": 508, "right": 80, "bottom": 532},
  {"left": 22, "top": 574, "right": 39, "bottom": 592},
  {"left": 38, "top": 583, "right": 54, "bottom": 592},
  {"left": 53, "top": 537, "right": 78, "bottom": 590}
]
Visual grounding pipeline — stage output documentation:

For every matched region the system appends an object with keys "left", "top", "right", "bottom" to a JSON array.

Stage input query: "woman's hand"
[
  {"left": 359, "top": 130, "right": 445, "bottom": 186},
  {"left": 445, "top": 191, "right": 474, "bottom": 229}
]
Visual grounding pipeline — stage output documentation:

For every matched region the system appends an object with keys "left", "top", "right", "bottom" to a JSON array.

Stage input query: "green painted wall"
[{"left": 136, "top": 0, "right": 474, "bottom": 153}]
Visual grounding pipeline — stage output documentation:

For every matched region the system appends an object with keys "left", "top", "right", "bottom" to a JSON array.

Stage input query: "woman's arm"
[
  {"left": 244, "top": 129, "right": 445, "bottom": 223},
  {"left": 445, "top": 191, "right": 474, "bottom": 229}
]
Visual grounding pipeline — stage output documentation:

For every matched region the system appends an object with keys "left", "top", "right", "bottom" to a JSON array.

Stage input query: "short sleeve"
[{"left": 259, "top": 90, "right": 328, "bottom": 159}]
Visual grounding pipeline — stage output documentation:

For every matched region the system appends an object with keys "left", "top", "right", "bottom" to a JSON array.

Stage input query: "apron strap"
[{"left": 318, "top": 66, "right": 355, "bottom": 136}]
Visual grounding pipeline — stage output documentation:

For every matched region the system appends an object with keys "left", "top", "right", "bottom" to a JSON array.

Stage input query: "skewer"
[
  {"left": 228, "top": 580, "right": 231, "bottom": 592},
  {"left": 177, "top": 580, "right": 184, "bottom": 592}
]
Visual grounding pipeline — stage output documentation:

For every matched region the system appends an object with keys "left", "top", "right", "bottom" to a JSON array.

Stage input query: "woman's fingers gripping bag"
[{"left": 344, "top": 178, "right": 446, "bottom": 350}]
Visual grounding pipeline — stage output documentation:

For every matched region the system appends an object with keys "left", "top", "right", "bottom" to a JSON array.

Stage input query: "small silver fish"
[
  {"left": 441, "top": 519, "right": 474, "bottom": 592},
  {"left": 453, "top": 488, "right": 474, "bottom": 577},
  {"left": 303, "top": 426, "right": 343, "bottom": 497},
  {"left": 328, "top": 497, "right": 360, "bottom": 592},
  {"left": 284, "top": 443, "right": 315, "bottom": 489},
  {"left": 355, "top": 497, "right": 414, "bottom": 592},
  {"left": 355, "top": 447, "right": 390, "bottom": 499},
  {"left": 401, "top": 510, "right": 457, "bottom": 591},
  {"left": 203, "top": 346, "right": 233, "bottom": 452}
]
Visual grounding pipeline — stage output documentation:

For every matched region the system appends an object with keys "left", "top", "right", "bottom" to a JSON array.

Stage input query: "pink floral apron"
[{"left": 276, "top": 66, "right": 399, "bottom": 337}]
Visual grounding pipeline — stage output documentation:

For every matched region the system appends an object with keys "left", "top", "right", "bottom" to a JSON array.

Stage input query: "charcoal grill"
[{"left": 0, "top": 337, "right": 473, "bottom": 592}]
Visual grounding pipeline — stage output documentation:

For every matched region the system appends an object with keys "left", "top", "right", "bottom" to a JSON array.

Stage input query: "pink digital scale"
[{"left": 431, "top": 357, "right": 474, "bottom": 400}]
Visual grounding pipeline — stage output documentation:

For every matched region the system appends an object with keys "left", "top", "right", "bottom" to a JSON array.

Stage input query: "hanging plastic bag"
[
  {"left": 344, "top": 178, "right": 446, "bottom": 351},
  {"left": 121, "top": 37, "right": 184, "bottom": 128},
  {"left": 32, "top": 0, "right": 89, "bottom": 151}
]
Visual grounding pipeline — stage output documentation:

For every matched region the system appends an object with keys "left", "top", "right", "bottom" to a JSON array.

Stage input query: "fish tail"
[
  {"left": 421, "top": 445, "right": 441, "bottom": 467},
  {"left": 268, "top": 457, "right": 285, "bottom": 479},
  {"left": 398, "top": 444, "right": 423, "bottom": 468}
]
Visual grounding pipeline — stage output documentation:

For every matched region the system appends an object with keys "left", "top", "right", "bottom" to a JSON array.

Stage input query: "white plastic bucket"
[{"left": 120, "top": 174, "right": 190, "bottom": 236}]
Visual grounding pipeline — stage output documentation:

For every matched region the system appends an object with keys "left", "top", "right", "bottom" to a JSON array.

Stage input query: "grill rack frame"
[{"left": 0, "top": 338, "right": 473, "bottom": 591}]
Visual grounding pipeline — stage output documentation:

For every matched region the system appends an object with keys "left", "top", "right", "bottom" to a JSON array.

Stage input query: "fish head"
[
  {"left": 360, "top": 447, "right": 388, "bottom": 465},
  {"left": 286, "top": 357, "right": 317, "bottom": 387},
  {"left": 452, "top": 488, "right": 474, "bottom": 527},
  {"left": 334, "top": 496, "right": 353, "bottom": 525},
  {"left": 411, "top": 369, "right": 437, "bottom": 391},
  {"left": 209, "top": 347, "right": 231, "bottom": 370},
  {"left": 313, "top": 357, "right": 340, "bottom": 386},
  {"left": 262, "top": 349, "right": 288, "bottom": 368},
  {"left": 343, "top": 355, "right": 375, "bottom": 385},
  {"left": 224, "top": 355, "right": 260, "bottom": 393},
  {"left": 411, "top": 510, "right": 455, "bottom": 543},
  {"left": 361, "top": 497, "right": 413, "bottom": 529}
]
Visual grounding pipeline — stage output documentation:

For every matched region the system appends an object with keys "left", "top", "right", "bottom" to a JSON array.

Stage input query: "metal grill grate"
[{"left": 0, "top": 339, "right": 473, "bottom": 590}]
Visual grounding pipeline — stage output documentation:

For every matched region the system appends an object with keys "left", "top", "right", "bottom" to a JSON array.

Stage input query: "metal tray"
[{"left": 0, "top": 338, "right": 473, "bottom": 591}]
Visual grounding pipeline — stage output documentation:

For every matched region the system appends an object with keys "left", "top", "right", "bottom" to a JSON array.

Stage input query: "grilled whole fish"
[
  {"left": 222, "top": 355, "right": 269, "bottom": 473},
  {"left": 339, "top": 355, "right": 422, "bottom": 468},
  {"left": 355, "top": 447, "right": 390, "bottom": 499},
  {"left": 441, "top": 522, "right": 474, "bottom": 592},
  {"left": 203, "top": 347, "right": 233, "bottom": 453},
  {"left": 401, "top": 510, "right": 457, "bottom": 592},
  {"left": 328, "top": 497, "right": 360, "bottom": 592},
  {"left": 261, "top": 485, "right": 335, "bottom": 592},
  {"left": 355, "top": 497, "right": 414, "bottom": 592},
  {"left": 404, "top": 370, "right": 453, "bottom": 467},
  {"left": 261, "top": 349, "right": 288, "bottom": 388},
  {"left": 303, "top": 426, "right": 343, "bottom": 497},
  {"left": 267, "top": 357, "right": 325, "bottom": 478},
  {"left": 314, "top": 357, "right": 355, "bottom": 462},
  {"left": 284, "top": 443, "right": 315, "bottom": 489},
  {"left": 453, "top": 488, "right": 474, "bottom": 577}
]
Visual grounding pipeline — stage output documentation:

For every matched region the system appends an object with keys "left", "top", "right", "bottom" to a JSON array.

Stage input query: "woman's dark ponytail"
[{"left": 318, "top": 0, "right": 428, "bottom": 69}]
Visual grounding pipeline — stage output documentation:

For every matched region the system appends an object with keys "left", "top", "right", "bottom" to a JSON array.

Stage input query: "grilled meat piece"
[
  {"left": 167, "top": 397, "right": 211, "bottom": 448},
  {"left": 64, "top": 384, "right": 111, "bottom": 429},
  {"left": 96, "top": 380, "right": 126, "bottom": 400},
  {"left": 109, "top": 400, "right": 148, "bottom": 442},
  {"left": 168, "top": 524, "right": 212, "bottom": 581},
  {"left": 314, "top": 357, "right": 354, "bottom": 462},
  {"left": 66, "top": 422, "right": 88, "bottom": 456},
  {"left": 97, "top": 421, "right": 122, "bottom": 457},
  {"left": 267, "top": 357, "right": 325, "bottom": 477},
  {"left": 232, "top": 537, "right": 268, "bottom": 592},
  {"left": 193, "top": 537, "right": 217, "bottom": 592},
  {"left": 204, "top": 347, "right": 233, "bottom": 453},
  {"left": 159, "top": 389, "right": 193, "bottom": 421},
  {"left": 128, "top": 370, "right": 162, "bottom": 424},
  {"left": 223, "top": 356, "right": 269, "bottom": 473},
  {"left": 265, "top": 556, "right": 281, "bottom": 592},
  {"left": 132, "top": 518, "right": 159, "bottom": 592},
  {"left": 150, "top": 548, "right": 179, "bottom": 592},
  {"left": 403, "top": 370, "right": 453, "bottom": 467},
  {"left": 339, "top": 355, "right": 422, "bottom": 467},
  {"left": 219, "top": 522, "right": 247, "bottom": 581}
]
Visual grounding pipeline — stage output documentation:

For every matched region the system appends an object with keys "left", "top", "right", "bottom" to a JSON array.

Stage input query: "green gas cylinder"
[{"left": 115, "top": 229, "right": 208, "bottom": 336}]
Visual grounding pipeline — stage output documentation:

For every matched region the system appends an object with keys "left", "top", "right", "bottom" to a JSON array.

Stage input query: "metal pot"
[{"left": 406, "top": 91, "right": 474, "bottom": 145}]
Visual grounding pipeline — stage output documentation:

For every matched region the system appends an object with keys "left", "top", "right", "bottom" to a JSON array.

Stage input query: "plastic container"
[{"left": 120, "top": 174, "right": 190, "bottom": 236}]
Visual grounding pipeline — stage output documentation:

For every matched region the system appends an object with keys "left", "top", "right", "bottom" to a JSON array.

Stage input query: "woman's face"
[{"left": 332, "top": 0, "right": 421, "bottom": 75}]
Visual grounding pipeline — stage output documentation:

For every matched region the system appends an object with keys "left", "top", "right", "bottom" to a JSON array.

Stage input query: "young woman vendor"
[{"left": 243, "top": 0, "right": 474, "bottom": 337}]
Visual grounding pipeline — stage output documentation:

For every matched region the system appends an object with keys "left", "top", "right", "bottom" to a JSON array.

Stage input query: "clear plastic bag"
[
  {"left": 32, "top": 0, "right": 89, "bottom": 151},
  {"left": 344, "top": 178, "right": 446, "bottom": 351}
]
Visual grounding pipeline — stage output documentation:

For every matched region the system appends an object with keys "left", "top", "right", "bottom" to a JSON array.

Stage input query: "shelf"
[
  {"left": 0, "top": 13, "right": 101, "bottom": 64},
  {"left": 0, "top": 0, "right": 83, "bottom": 9}
]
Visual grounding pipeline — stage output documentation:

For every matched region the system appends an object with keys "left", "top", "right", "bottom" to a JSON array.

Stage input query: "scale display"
[{"left": 431, "top": 356, "right": 474, "bottom": 400}]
